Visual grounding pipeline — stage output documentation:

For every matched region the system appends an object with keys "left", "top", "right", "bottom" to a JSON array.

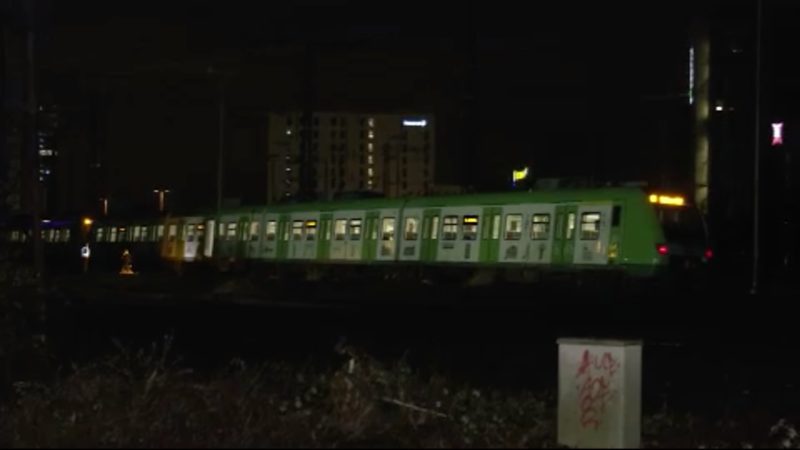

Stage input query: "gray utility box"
[{"left": 557, "top": 338, "right": 642, "bottom": 449}]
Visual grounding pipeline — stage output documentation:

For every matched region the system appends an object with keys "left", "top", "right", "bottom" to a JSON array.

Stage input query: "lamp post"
[
  {"left": 153, "top": 189, "right": 170, "bottom": 213},
  {"left": 751, "top": 0, "right": 763, "bottom": 295}
]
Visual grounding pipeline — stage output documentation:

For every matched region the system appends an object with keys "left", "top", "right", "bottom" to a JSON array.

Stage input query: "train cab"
[{"left": 648, "top": 193, "right": 712, "bottom": 271}]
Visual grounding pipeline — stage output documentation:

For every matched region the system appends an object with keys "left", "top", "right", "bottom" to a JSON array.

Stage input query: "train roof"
[{"left": 202, "top": 187, "right": 648, "bottom": 217}]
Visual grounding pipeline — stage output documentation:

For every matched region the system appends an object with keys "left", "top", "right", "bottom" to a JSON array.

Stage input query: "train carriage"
[{"left": 1, "top": 187, "right": 710, "bottom": 285}]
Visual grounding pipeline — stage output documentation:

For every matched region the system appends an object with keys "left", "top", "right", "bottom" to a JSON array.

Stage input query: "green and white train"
[
  {"left": 4, "top": 187, "right": 710, "bottom": 283},
  {"left": 149, "top": 187, "right": 710, "bottom": 282}
]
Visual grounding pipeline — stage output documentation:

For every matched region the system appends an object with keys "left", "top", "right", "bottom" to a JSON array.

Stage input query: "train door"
[
  {"left": 183, "top": 222, "right": 199, "bottom": 261},
  {"left": 362, "top": 211, "right": 380, "bottom": 262},
  {"left": 318, "top": 213, "right": 333, "bottom": 261},
  {"left": 262, "top": 215, "right": 279, "bottom": 260},
  {"left": 498, "top": 207, "right": 527, "bottom": 264},
  {"left": 330, "top": 214, "right": 348, "bottom": 260},
  {"left": 246, "top": 217, "right": 261, "bottom": 259},
  {"left": 276, "top": 214, "right": 291, "bottom": 260},
  {"left": 480, "top": 207, "right": 502, "bottom": 264},
  {"left": 553, "top": 205, "right": 578, "bottom": 265},
  {"left": 302, "top": 215, "right": 320, "bottom": 260},
  {"left": 196, "top": 221, "right": 205, "bottom": 260},
  {"left": 377, "top": 209, "right": 400, "bottom": 262},
  {"left": 574, "top": 204, "right": 613, "bottom": 265},
  {"left": 203, "top": 219, "right": 215, "bottom": 259},
  {"left": 237, "top": 216, "right": 252, "bottom": 260},
  {"left": 420, "top": 209, "right": 440, "bottom": 263},
  {"left": 526, "top": 205, "right": 556, "bottom": 265},
  {"left": 398, "top": 208, "right": 422, "bottom": 262}
]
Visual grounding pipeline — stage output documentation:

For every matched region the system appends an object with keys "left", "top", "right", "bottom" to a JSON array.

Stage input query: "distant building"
[
  {"left": 266, "top": 112, "right": 435, "bottom": 203},
  {"left": 37, "top": 104, "right": 60, "bottom": 214}
]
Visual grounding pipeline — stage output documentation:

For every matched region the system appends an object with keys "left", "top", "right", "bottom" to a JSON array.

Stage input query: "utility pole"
[
  {"left": 751, "top": 0, "right": 763, "bottom": 295},
  {"left": 463, "top": 0, "right": 478, "bottom": 191},
  {"left": 25, "top": 0, "right": 43, "bottom": 286},
  {"left": 216, "top": 72, "right": 226, "bottom": 214},
  {"left": 299, "top": 44, "right": 316, "bottom": 201}
]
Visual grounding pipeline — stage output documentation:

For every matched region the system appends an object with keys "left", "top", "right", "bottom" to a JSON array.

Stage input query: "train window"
[
  {"left": 334, "top": 219, "right": 347, "bottom": 240},
  {"left": 504, "top": 214, "right": 523, "bottom": 240},
  {"left": 382, "top": 217, "right": 396, "bottom": 241},
  {"left": 442, "top": 216, "right": 459, "bottom": 241},
  {"left": 265, "top": 221, "right": 277, "bottom": 241},
  {"left": 431, "top": 216, "right": 439, "bottom": 239},
  {"left": 96, "top": 228, "right": 104, "bottom": 242},
  {"left": 110, "top": 227, "right": 118, "bottom": 243},
  {"left": 305, "top": 220, "right": 317, "bottom": 241},
  {"left": 580, "top": 213, "right": 601, "bottom": 240},
  {"left": 226, "top": 223, "right": 237, "bottom": 240},
  {"left": 531, "top": 214, "right": 551, "bottom": 240},
  {"left": 218, "top": 223, "right": 225, "bottom": 237},
  {"left": 292, "top": 221, "right": 304, "bottom": 241},
  {"left": 133, "top": 226, "right": 142, "bottom": 242},
  {"left": 612, "top": 206, "right": 622, "bottom": 227},
  {"left": 462, "top": 216, "right": 479, "bottom": 241},
  {"left": 168, "top": 225, "right": 178, "bottom": 242},
  {"left": 157, "top": 225, "right": 165, "bottom": 240},
  {"left": 325, "top": 220, "right": 332, "bottom": 240},
  {"left": 11, "top": 231, "right": 20, "bottom": 242},
  {"left": 404, "top": 217, "right": 419, "bottom": 241},
  {"left": 566, "top": 213, "right": 576, "bottom": 240},
  {"left": 349, "top": 219, "right": 362, "bottom": 241},
  {"left": 250, "top": 222, "right": 260, "bottom": 242}
]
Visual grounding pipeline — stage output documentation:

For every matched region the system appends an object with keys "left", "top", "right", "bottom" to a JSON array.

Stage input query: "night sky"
[{"left": 20, "top": 0, "right": 800, "bottom": 211}]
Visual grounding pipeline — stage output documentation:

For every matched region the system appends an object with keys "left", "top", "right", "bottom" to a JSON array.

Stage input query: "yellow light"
[
  {"left": 83, "top": 218, "right": 93, "bottom": 226},
  {"left": 512, "top": 167, "right": 529, "bottom": 183},
  {"left": 305, "top": 221, "right": 318, "bottom": 227},
  {"left": 463, "top": 217, "right": 479, "bottom": 224},
  {"left": 649, "top": 194, "right": 685, "bottom": 207},
  {"left": 659, "top": 195, "right": 685, "bottom": 206}
]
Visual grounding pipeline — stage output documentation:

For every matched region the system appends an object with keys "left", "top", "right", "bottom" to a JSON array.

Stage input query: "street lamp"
[{"left": 153, "top": 189, "right": 171, "bottom": 213}]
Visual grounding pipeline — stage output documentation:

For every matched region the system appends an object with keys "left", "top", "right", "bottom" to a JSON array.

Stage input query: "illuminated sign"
[
  {"left": 649, "top": 194, "right": 685, "bottom": 207},
  {"left": 305, "top": 221, "right": 318, "bottom": 227},
  {"left": 463, "top": 216, "right": 479, "bottom": 224},
  {"left": 772, "top": 122, "right": 784, "bottom": 146},
  {"left": 402, "top": 119, "right": 428, "bottom": 128}
]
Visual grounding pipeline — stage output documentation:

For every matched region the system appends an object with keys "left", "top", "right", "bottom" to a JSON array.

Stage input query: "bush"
[{"left": 0, "top": 339, "right": 556, "bottom": 448}]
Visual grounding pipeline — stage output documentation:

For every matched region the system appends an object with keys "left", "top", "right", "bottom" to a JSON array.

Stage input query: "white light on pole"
[{"left": 154, "top": 189, "right": 171, "bottom": 213}]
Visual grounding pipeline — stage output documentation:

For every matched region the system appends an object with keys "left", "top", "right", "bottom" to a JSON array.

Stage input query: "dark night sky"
[{"left": 25, "top": 0, "right": 800, "bottom": 210}]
